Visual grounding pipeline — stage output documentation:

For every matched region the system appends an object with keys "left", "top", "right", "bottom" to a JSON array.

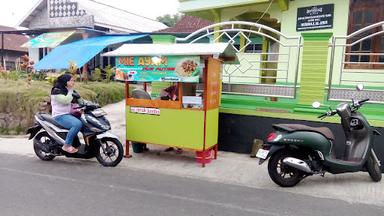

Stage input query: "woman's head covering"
[{"left": 51, "top": 74, "right": 72, "bottom": 94}]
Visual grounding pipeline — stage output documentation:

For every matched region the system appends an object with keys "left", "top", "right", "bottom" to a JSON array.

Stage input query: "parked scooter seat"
[
  {"left": 38, "top": 113, "right": 67, "bottom": 129},
  {"left": 273, "top": 124, "right": 335, "bottom": 140}
]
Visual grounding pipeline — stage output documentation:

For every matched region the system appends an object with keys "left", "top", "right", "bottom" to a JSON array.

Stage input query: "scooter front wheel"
[
  {"left": 96, "top": 138, "right": 124, "bottom": 167},
  {"left": 268, "top": 149, "right": 304, "bottom": 187},
  {"left": 366, "top": 153, "right": 382, "bottom": 182}
]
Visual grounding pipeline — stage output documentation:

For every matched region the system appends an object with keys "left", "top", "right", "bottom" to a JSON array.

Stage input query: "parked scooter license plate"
[{"left": 256, "top": 149, "right": 269, "bottom": 159}]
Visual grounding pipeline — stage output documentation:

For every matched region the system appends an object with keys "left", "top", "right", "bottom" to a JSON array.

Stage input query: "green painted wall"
[
  {"left": 279, "top": 0, "right": 349, "bottom": 85},
  {"left": 223, "top": 53, "right": 262, "bottom": 84},
  {"left": 126, "top": 107, "right": 205, "bottom": 150},
  {"left": 181, "top": 0, "right": 384, "bottom": 90},
  {"left": 179, "top": 0, "right": 269, "bottom": 16},
  {"left": 220, "top": 1, "right": 282, "bottom": 22},
  {"left": 150, "top": 35, "right": 176, "bottom": 44},
  {"left": 216, "top": 0, "right": 383, "bottom": 88},
  {"left": 299, "top": 33, "right": 333, "bottom": 105},
  {"left": 198, "top": 0, "right": 349, "bottom": 87},
  {"left": 178, "top": 0, "right": 384, "bottom": 126},
  {"left": 280, "top": 0, "right": 349, "bottom": 35},
  {"left": 332, "top": 67, "right": 384, "bottom": 88}
]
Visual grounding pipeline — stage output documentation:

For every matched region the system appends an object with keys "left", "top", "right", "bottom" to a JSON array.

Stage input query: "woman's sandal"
[{"left": 62, "top": 145, "right": 78, "bottom": 154}]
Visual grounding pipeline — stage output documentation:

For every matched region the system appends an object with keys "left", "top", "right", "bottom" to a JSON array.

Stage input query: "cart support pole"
[
  {"left": 124, "top": 140, "right": 132, "bottom": 158},
  {"left": 214, "top": 144, "right": 218, "bottom": 159}
]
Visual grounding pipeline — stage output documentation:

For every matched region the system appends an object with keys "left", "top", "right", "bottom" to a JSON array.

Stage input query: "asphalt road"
[{"left": 0, "top": 153, "right": 383, "bottom": 216}]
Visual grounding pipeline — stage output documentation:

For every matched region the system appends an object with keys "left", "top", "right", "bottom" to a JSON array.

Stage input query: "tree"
[
  {"left": 20, "top": 55, "right": 35, "bottom": 85},
  {"left": 156, "top": 13, "right": 183, "bottom": 27},
  {"left": 20, "top": 54, "right": 34, "bottom": 72}
]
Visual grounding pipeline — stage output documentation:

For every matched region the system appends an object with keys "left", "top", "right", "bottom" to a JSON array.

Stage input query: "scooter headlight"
[{"left": 101, "top": 124, "right": 110, "bottom": 130}]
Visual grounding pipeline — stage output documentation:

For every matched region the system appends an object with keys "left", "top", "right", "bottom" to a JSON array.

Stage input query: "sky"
[{"left": 0, "top": 0, "right": 180, "bottom": 27}]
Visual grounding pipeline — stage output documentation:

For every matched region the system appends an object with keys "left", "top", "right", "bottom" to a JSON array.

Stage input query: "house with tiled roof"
[
  {"left": 157, "top": 15, "right": 213, "bottom": 34},
  {"left": 151, "top": 15, "right": 213, "bottom": 44},
  {"left": 15, "top": 0, "right": 167, "bottom": 69},
  {"left": 19, "top": 0, "right": 167, "bottom": 33},
  {"left": 0, "top": 26, "right": 28, "bottom": 70}
]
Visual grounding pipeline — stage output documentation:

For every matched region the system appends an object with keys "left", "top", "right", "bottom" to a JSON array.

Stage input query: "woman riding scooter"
[{"left": 50, "top": 74, "right": 82, "bottom": 153}]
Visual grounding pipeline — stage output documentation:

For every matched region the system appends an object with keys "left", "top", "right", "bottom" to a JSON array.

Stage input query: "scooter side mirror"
[
  {"left": 312, "top": 101, "right": 321, "bottom": 109},
  {"left": 356, "top": 83, "right": 364, "bottom": 91}
]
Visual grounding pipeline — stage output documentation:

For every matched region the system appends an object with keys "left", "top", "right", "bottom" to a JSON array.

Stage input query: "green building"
[{"left": 171, "top": 0, "right": 384, "bottom": 154}]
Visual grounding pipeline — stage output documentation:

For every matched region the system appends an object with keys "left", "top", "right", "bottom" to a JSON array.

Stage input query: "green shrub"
[
  {"left": 104, "top": 65, "right": 113, "bottom": 82},
  {"left": 0, "top": 80, "right": 125, "bottom": 135},
  {"left": 32, "top": 72, "right": 48, "bottom": 81},
  {"left": 46, "top": 75, "right": 57, "bottom": 85},
  {"left": 0, "top": 72, "right": 6, "bottom": 79},
  {"left": 93, "top": 68, "right": 102, "bottom": 81},
  {"left": 0, "top": 70, "right": 33, "bottom": 81},
  {"left": 9, "top": 71, "right": 21, "bottom": 81}
]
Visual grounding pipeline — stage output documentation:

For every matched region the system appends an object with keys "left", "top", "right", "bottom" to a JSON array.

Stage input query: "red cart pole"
[
  {"left": 201, "top": 59, "right": 209, "bottom": 168},
  {"left": 124, "top": 140, "right": 132, "bottom": 158},
  {"left": 214, "top": 144, "right": 218, "bottom": 160}
]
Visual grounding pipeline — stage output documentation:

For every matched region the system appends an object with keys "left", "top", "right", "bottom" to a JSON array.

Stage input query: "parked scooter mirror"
[
  {"left": 312, "top": 101, "right": 321, "bottom": 108},
  {"left": 356, "top": 83, "right": 364, "bottom": 91}
]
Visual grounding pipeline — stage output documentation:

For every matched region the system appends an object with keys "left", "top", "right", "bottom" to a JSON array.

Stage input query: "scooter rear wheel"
[
  {"left": 268, "top": 149, "right": 304, "bottom": 187},
  {"left": 33, "top": 132, "right": 55, "bottom": 161},
  {"left": 366, "top": 153, "right": 382, "bottom": 182}
]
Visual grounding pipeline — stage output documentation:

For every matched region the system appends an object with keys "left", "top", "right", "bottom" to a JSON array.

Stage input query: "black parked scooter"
[
  {"left": 26, "top": 96, "right": 124, "bottom": 167},
  {"left": 257, "top": 84, "right": 382, "bottom": 187}
]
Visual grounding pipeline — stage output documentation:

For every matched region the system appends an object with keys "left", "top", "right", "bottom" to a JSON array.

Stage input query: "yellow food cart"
[{"left": 103, "top": 43, "right": 238, "bottom": 166}]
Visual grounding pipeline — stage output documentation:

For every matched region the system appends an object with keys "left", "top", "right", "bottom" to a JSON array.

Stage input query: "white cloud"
[{"left": 0, "top": 0, "right": 39, "bottom": 27}]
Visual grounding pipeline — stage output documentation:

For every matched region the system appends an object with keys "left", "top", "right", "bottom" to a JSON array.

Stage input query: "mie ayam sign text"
[{"left": 115, "top": 56, "right": 201, "bottom": 83}]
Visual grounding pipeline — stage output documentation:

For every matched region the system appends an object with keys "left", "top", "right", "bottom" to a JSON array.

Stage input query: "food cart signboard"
[
  {"left": 206, "top": 58, "right": 221, "bottom": 109},
  {"left": 296, "top": 4, "right": 334, "bottom": 31},
  {"left": 115, "top": 56, "right": 201, "bottom": 83}
]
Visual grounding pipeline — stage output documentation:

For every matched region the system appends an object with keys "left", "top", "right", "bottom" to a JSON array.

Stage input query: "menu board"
[{"left": 115, "top": 56, "right": 201, "bottom": 83}]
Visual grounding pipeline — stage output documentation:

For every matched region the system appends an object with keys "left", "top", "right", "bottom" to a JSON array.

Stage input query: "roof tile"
[
  {"left": 157, "top": 15, "right": 213, "bottom": 33},
  {"left": 0, "top": 25, "right": 29, "bottom": 52}
]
